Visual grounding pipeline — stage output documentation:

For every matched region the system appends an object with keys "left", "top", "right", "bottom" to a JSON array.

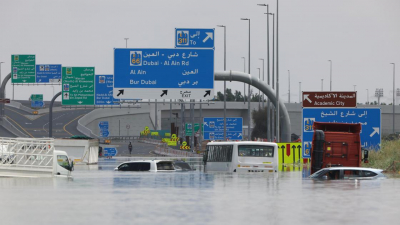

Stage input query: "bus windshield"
[{"left": 238, "top": 145, "right": 274, "bottom": 157}]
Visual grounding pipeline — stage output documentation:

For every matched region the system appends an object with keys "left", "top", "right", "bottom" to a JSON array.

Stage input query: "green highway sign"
[
  {"left": 11, "top": 55, "right": 36, "bottom": 83},
  {"left": 62, "top": 67, "right": 95, "bottom": 105},
  {"left": 185, "top": 123, "right": 202, "bottom": 136},
  {"left": 30, "top": 94, "right": 43, "bottom": 101}
]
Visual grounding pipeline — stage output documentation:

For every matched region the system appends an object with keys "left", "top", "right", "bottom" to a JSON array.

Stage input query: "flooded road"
[{"left": 0, "top": 158, "right": 399, "bottom": 225}]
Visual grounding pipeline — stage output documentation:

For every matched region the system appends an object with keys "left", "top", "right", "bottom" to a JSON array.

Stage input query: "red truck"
[{"left": 311, "top": 122, "right": 369, "bottom": 174}]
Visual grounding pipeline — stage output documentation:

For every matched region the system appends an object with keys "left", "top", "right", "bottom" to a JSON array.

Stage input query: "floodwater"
[{"left": 0, "top": 158, "right": 399, "bottom": 225}]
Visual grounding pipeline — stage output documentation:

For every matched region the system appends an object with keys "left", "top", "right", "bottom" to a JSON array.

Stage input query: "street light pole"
[
  {"left": 259, "top": 58, "right": 265, "bottom": 108},
  {"left": 353, "top": 85, "right": 356, "bottom": 91},
  {"left": 366, "top": 89, "right": 369, "bottom": 104},
  {"left": 217, "top": 25, "right": 227, "bottom": 140},
  {"left": 242, "top": 57, "right": 246, "bottom": 104},
  {"left": 267, "top": 12, "right": 275, "bottom": 141},
  {"left": 124, "top": 38, "right": 129, "bottom": 48},
  {"left": 299, "top": 82, "right": 301, "bottom": 103},
  {"left": 257, "top": 68, "right": 261, "bottom": 110},
  {"left": 288, "top": 70, "right": 290, "bottom": 103},
  {"left": 328, "top": 60, "right": 332, "bottom": 91},
  {"left": 321, "top": 79, "right": 323, "bottom": 91},
  {"left": 276, "top": 0, "right": 280, "bottom": 142},
  {"left": 241, "top": 18, "right": 251, "bottom": 140},
  {"left": 391, "top": 63, "right": 396, "bottom": 134}
]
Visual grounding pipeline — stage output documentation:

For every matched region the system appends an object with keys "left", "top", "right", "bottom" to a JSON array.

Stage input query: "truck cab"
[{"left": 54, "top": 150, "right": 74, "bottom": 176}]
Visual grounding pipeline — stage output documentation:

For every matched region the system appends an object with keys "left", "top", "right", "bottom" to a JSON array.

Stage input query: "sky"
[{"left": 0, "top": 0, "right": 399, "bottom": 103}]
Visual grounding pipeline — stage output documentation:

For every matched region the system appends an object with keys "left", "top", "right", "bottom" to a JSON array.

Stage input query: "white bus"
[{"left": 204, "top": 141, "right": 278, "bottom": 173}]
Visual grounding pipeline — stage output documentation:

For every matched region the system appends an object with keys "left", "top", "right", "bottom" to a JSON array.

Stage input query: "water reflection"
[{"left": 0, "top": 158, "right": 398, "bottom": 225}]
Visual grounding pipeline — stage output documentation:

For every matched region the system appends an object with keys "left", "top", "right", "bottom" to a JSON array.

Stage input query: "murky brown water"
[{"left": 0, "top": 158, "right": 398, "bottom": 225}]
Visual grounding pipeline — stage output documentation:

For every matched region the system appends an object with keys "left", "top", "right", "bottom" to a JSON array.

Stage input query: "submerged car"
[
  {"left": 173, "top": 161, "right": 195, "bottom": 171},
  {"left": 309, "top": 167, "right": 385, "bottom": 180},
  {"left": 115, "top": 160, "right": 176, "bottom": 172}
]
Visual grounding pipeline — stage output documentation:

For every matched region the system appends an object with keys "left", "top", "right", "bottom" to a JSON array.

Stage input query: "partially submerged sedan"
[
  {"left": 309, "top": 167, "right": 385, "bottom": 180},
  {"left": 115, "top": 160, "right": 176, "bottom": 172}
]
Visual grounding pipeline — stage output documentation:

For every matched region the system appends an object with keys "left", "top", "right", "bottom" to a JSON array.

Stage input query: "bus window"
[
  {"left": 206, "top": 145, "right": 233, "bottom": 162},
  {"left": 238, "top": 145, "right": 274, "bottom": 157}
]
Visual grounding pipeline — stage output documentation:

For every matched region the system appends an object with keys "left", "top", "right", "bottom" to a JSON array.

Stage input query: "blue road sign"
[
  {"left": 95, "top": 75, "right": 119, "bottom": 105},
  {"left": 175, "top": 28, "right": 214, "bottom": 48},
  {"left": 36, "top": 64, "right": 61, "bottom": 83},
  {"left": 302, "top": 108, "right": 381, "bottom": 158},
  {"left": 31, "top": 100, "right": 44, "bottom": 108},
  {"left": 203, "top": 117, "right": 243, "bottom": 140},
  {"left": 113, "top": 48, "right": 214, "bottom": 100},
  {"left": 103, "top": 148, "right": 117, "bottom": 157},
  {"left": 99, "top": 121, "right": 109, "bottom": 138}
]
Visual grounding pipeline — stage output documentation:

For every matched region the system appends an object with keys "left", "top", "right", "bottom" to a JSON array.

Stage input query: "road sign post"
[
  {"left": 302, "top": 108, "right": 381, "bottom": 158},
  {"left": 203, "top": 117, "right": 243, "bottom": 140},
  {"left": 36, "top": 64, "right": 62, "bottom": 83},
  {"left": 62, "top": 67, "right": 95, "bottom": 105},
  {"left": 11, "top": 55, "right": 36, "bottom": 83},
  {"left": 175, "top": 28, "right": 214, "bottom": 48},
  {"left": 95, "top": 75, "right": 119, "bottom": 105},
  {"left": 302, "top": 91, "right": 357, "bottom": 108},
  {"left": 30, "top": 94, "right": 44, "bottom": 108},
  {"left": 113, "top": 48, "right": 214, "bottom": 100}
]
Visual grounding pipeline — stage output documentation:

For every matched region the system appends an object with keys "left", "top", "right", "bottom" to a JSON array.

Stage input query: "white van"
[
  {"left": 204, "top": 141, "right": 278, "bottom": 173},
  {"left": 114, "top": 160, "right": 176, "bottom": 172}
]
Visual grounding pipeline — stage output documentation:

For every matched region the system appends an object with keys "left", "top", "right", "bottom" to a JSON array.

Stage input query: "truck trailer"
[{"left": 311, "top": 122, "right": 368, "bottom": 174}]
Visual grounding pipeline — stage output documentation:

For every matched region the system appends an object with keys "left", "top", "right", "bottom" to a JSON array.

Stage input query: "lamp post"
[
  {"left": 242, "top": 57, "right": 246, "bottom": 104},
  {"left": 241, "top": 18, "right": 251, "bottom": 140},
  {"left": 257, "top": 68, "right": 261, "bottom": 110},
  {"left": 124, "top": 38, "right": 129, "bottom": 48},
  {"left": 299, "top": 82, "right": 301, "bottom": 103},
  {"left": 321, "top": 79, "right": 323, "bottom": 91},
  {"left": 217, "top": 25, "right": 227, "bottom": 140},
  {"left": 366, "top": 89, "right": 369, "bottom": 105},
  {"left": 0, "top": 62, "right": 4, "bottom": 87},
  {"left": 353, "top": 85, "right": 356, "bottom": 91},
  {"left": 328, "top": 60, "right": 332, "bottom": 91},
  {"left": 258, "top": 3, "right": 271, "bottom": 141},
  {"left": 288, "top": 70, "right": 290, "bottom": 103},
  {"left": 266, "top": 12, "right": 275, "bottom": 141},
  {"left": 391, "top": 63, "right": 396, "bottom": 134},
  {"left": 259, "top": 58, "right": 265, "bottom": 108}
]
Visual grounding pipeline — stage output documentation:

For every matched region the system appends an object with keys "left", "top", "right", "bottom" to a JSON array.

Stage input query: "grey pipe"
[
  {"left": 215, "top": 70, "right": 291, "bottom": 142},
  {"left": 0, "top": 73, "right": 11, "bottom": 121},
  {"left": 49, "top": 91, "right": 61, "bottom": 137}
]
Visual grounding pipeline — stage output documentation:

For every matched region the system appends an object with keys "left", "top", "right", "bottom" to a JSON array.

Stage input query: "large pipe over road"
[{"left": 215, "top": 70, "right": 291, "bottom": 142}]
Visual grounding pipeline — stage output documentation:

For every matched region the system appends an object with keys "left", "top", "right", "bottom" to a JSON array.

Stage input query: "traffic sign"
[
  {"left": 62, "top": 67, "right": 95, "bottom": 105},
  {"left": 277, "top": 143, "right": 303, "bottom": 164},
  {"left": 175, "top": 28, "right": 214, "bottom": 48},
  {"left": 31, "top": 100, "right": 44, "bottom": 108},
  {"left": 36, "top": 64, "right": 62, "bottom": 83},
  {"left": 30, "top": 94, "right": 43, "bottom": 101},
  {"left": 99, "top": 121, "right": 109, "bottom": 138},
  {"left": 103, "top": 148, "right": 117, "bottom": 157},
  {"left": 95, "top": 75, "right": 119, "bottom": 105},
  {"left": 11, "top": 55, "right": 36, "bottom": 83},
  {"left": 302, "top": 108, "right": 381, "bottom": 158},
  {"left": 113, "top": 48, "right": 214, "bottom": 100},
  {"left": 185, "top": 123, "right": 202, "bottom": 136},
  {"left": 302, "top": 91, "right": 357, "bottom": 108},
  {"left": 203, "top": 117, "right": 243, "bottom": 140}
]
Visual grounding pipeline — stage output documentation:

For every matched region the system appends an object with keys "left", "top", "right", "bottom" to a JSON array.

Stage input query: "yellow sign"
[
  {"left": 170, "top": 134, "right": 179, "bottom": 142},
  {"left": 33, "top": 111, "right": 38, "bottom": 115},
  {"left": 165, "top": 133, "right": 171, "bottom": 137},
  {"left": 151, "top": 132, "right": 159, "bottom": 136},
  {"left": 167, "top": 141, "right": 177, "bottom": 146},
  {"left": 180, "top": 141, "right": 190, "bottom": 150},
  {"left": 162, "top": 138, "right": 170, "bottom": 143},
  {"left": 277, "top": 142, "right": 303, "bottom": 164},
  {"left": 105, "top": 139, "right": 111, "bottom": 144}
]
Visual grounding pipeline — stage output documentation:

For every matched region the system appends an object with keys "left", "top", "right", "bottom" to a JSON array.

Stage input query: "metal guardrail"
[{"left": 108, "top": 136, "right": 140, "bottom": 140}]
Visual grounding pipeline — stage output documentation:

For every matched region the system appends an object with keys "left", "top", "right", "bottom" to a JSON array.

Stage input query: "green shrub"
[{"left": 362, "top": 140, "right": 400, "bottom": 171}]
